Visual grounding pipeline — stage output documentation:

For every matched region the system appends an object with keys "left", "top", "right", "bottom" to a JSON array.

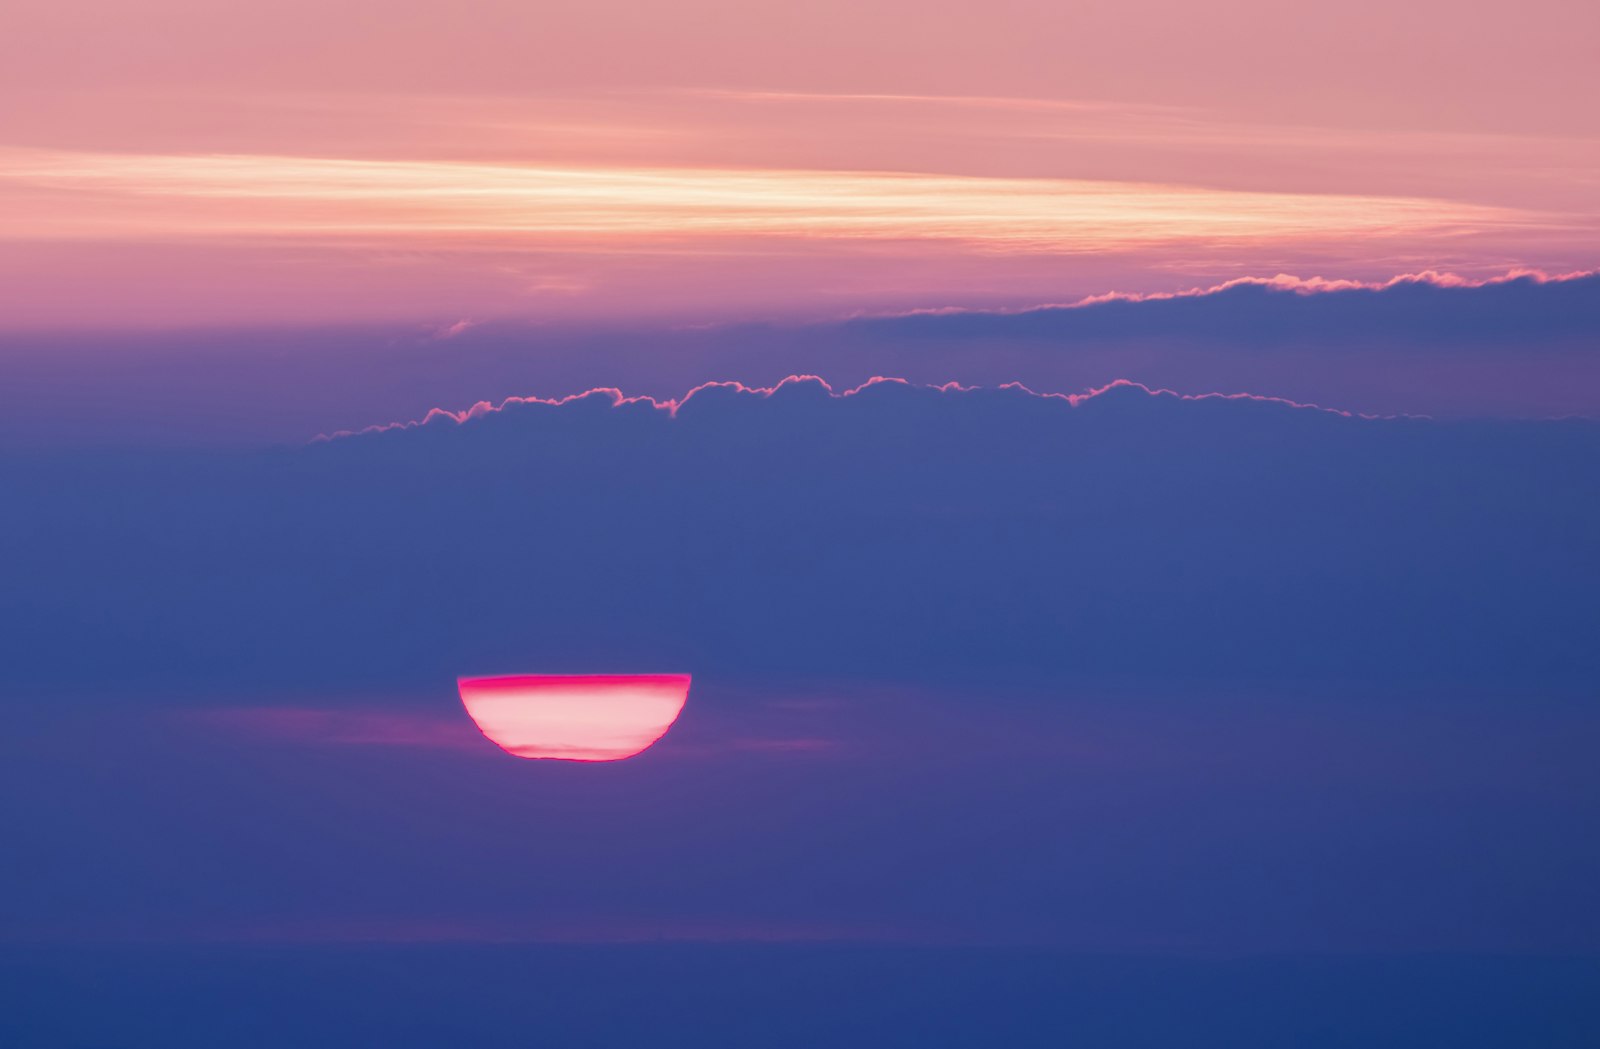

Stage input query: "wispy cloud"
[
  {"left": 1, "top": 147, "right": 1518, "bottom": 252},
  {"left": 189, "top": 706, "right": 485, "bottom": 751}
]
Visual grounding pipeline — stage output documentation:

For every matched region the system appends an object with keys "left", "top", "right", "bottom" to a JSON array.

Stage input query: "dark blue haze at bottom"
[{"left": 2, "top": 945, "right": 1596, "bottom": 1048}]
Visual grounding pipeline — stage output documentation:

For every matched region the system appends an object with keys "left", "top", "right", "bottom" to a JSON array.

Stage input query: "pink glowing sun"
[{"left": 457, "top": 674, "right": 691, "bottom": 762}]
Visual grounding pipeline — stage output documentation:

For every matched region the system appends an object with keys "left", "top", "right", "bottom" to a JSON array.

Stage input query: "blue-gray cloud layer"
[{"left": 6, "top": 378, "right": 1596, "bottom": 699}]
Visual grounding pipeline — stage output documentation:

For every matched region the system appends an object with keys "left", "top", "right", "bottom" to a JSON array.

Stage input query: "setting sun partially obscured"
[{"left": 457, "top": 673, "right": 691, "bottom": 761}]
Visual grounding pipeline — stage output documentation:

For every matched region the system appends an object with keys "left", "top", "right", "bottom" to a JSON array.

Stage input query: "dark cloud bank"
[
  {"left": 844, "top": 270, "right": 1600, "bottom": 345},
  {"left": 6, "top": 376, "right": 1596, "bottom": 699},
  {"left": 5, "top": 269, "right": 1600, "bottom": 446},
  {"left": 6, "top": 378, "right": 1600, "bottom": 1046}
]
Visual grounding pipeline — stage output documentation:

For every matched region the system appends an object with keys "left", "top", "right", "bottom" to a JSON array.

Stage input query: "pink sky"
[{"left": 2, "top": 0, "right": 1597, "bottom": 327}]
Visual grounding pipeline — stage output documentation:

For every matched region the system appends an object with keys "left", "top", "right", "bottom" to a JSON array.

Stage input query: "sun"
[{"left": 457, "top": 674, "right": 691, "bottom": 761}]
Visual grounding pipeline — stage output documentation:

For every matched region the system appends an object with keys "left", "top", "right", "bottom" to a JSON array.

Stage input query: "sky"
[
  {"left": 4, "top": 0, "right": 1600, "bottom": 330},
  {"left": 4, "top": 3, "right": 1600, "bottom": 1046}
]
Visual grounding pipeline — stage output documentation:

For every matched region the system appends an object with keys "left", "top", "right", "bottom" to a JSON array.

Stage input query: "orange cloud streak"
[{"left": 1, "top": 147, "right": 1518, "bottom": 253}]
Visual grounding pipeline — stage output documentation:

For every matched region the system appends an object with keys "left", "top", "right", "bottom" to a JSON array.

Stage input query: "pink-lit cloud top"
[
  {"left": 457, "top": 674, "right": 692, "bottom": 762},
  {"left": 321, "top": 374, "right": 1396, "bottom": 443}
]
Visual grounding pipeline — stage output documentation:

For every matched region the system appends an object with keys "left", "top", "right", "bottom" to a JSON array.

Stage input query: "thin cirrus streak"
[
  {"left": 16, "top": 89, "right": 1595, "bottom": 213},
  {"left": 188, "top": 707, "right": 485, "bottom": 750},
  {"left": 0, "top": 147, "right": 1518, "bottom": 251},
  {"left": 7, "top": 915, "right": 915, "bottom": 948},
  {"left": 185, "top": 699, "right": 836, "bottom": 761}
]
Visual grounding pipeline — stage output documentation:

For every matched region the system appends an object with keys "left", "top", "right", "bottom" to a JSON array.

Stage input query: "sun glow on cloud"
[{"left": 0, "top": 148, "right": 1512, "bottom": 252}]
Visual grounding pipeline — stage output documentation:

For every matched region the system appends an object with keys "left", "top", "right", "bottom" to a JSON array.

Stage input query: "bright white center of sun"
[{"left": 457, "top": 674, "right": 691, "bottom": 761}]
